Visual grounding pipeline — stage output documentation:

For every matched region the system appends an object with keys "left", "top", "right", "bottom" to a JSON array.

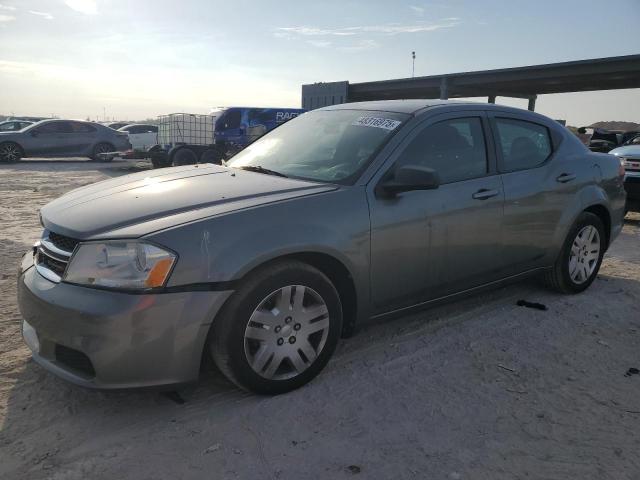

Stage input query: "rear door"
[
  {"left": 68, "top": 121, "right": 98, "bottom": 154},
  {"left": 368, "top": 111, "right": 505, "bottom": 314},
  {"left": 488, "top": 113, "right": 587, "bottom": 274}
]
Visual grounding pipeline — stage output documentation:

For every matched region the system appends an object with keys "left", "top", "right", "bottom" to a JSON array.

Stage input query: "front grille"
[
  {"left": 48, "top": 231, "right": 79, "bottom": 253},
  {"left": 37, "top": 251, "right": 67, "bottom": 276},
  {"left": 55, "top": 344, "right": 96, "bottom": 378},
  {"left": 35, "top": 230, "right": 75, "bottom": 282}
]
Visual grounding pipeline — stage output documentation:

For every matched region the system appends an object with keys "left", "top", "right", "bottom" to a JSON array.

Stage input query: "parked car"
[
  {"left": 576, "top": 127, "right": 640, "bottom": 154},
  {"left": 609, "top": 141, "right": 640, "bottom": 212},
  {"left": 17, "top": 100, "right": 625, "bottom": 394},
  {"left": 118, "top": 124, "right": 158, "bottom": 152},
  {"left": 0, "top": 120, "right": 33, "bottom": 131},
  {"left": 0, "top": 119, "right": 131, "bottom": 162},
  {"left": 152, "top": 107, "right": 305, "bottom": 168}
]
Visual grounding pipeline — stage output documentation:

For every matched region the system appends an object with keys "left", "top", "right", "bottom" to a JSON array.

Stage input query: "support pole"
[
  {"left": 439, "top": 77, "right": 448, "bottom": 100},
  {"left": 527, "top": 95, "right": 537, "bottom": 111},
  {"left": 488, "top": 95, "right": 496, "bottom": 104}
]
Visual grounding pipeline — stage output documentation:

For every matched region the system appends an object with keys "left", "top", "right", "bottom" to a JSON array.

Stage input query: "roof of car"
[
  {"left": 318, "top": 99, "right": 538, "bottom": 116},
  {"left": 318, "top": 99, "right": 560, "bottom": 125}
]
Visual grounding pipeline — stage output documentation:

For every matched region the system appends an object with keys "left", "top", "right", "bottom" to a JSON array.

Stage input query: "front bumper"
[
  {"left": 17, "top": 256, "right": 232, "bottom": 390},
  {"left": 624, "top": 172, "right": 640, "bottom": 211}
]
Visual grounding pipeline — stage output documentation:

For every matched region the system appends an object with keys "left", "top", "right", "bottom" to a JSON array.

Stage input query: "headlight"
[{"left": 64, "top": 241, "right": 176, "bottom": 290}]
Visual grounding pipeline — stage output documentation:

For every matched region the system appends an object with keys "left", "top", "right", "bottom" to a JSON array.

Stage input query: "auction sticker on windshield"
[{"left": 352, "top": 116, "right": 402, "bottom": 131}]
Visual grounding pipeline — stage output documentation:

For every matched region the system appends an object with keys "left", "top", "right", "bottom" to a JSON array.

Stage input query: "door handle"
[
  {"left": 472, "top": 188, "right": 499, "bottom": 200},
  {"left": 556, "top": 173, "right": 576, "bottom": 183}
]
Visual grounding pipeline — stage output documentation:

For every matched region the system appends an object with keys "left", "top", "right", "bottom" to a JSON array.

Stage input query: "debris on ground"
[{"left": 516, "top": 299, "right": 548, "bottom": 311}]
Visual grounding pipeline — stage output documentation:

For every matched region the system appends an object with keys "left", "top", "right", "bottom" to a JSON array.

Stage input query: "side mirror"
[{"left": 376, "top": 165, "right": 440, "bottom": 198}]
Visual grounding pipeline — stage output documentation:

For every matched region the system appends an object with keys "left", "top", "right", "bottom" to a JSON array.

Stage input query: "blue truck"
[{"left": 151, "top": 106, "right": 305, "bottom": 168}]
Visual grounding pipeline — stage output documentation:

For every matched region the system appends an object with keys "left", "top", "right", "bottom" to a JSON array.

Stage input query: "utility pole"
[{"left": 412, "top": 51, "right": 416, "bottom": 77}]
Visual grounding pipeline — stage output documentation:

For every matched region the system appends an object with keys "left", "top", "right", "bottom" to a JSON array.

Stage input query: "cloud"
[
  {"left": 0, "top": 3, "right": 16, "bottom": 10},
  {"left": 409, "top": 5, "right": 425, "bottom": 16},
  {"left": 307, "top": 40, "right": 332, "bottom": 48},
  {"left": 64, "top": 0, "right": 97, "bottom": 15},
  {"left": 0, "top": 13, "right": 14, "bottom": 21},
  {"left": 29, "top": 10, "right": 54, "bottom": 20},
  {"left": 275, "top": 18, "right": 460, "bottom": 39},
  {"left": 339, "top": 39, "right": 380, "bottom": 52},
  {"left": 276, "top": 26, "right": 356, "bottom": 37}
]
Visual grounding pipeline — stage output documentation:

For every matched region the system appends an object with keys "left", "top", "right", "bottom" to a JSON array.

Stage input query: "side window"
[
  {"left": 395, "top": 117, "right": 488, "bottom": 184},
  {"left": 222, "top": 110, "right": 241, "bottom": 130},
  {"left": 0, "top": 122, "right": 18, "bottom": 131},
  {"left": 494, "top": 118, "right": 552, "bottom": 171},
  {"left": 70, "top": 122, "right": 96, "bottom": 133},
  {"left": 36, "top": 121, "right": 72, "bottom": 134}
]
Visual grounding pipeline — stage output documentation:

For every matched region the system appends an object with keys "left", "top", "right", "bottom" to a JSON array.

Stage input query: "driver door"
[
  {"left": 367, "top": 112, "right": 505, "bottom": 315},
  {"left": 27, "top": 121, "right": 73, "bottom": 156}
]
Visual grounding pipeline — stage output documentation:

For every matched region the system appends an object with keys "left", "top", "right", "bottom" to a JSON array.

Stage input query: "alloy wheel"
[
  {"left": 243, "top": 285, "right": 330, "bottom": 380},
  {"left": 0, "top": 143, "right": 21, "bottom": 162},
  {"left": 569, "top": 225, "right": 601, "bottom": 284},
  {"left": 95, "top": 144, "right": 112, "bottom": 155}
]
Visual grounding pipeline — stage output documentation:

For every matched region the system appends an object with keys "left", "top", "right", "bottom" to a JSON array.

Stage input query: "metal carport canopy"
[{"left": 347, "top": 55, "right": 640, "bottom": 104}]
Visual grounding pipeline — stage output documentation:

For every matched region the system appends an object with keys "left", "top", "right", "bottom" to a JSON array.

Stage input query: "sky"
[{"left": 0, "top": 0, "right": 639, "bottom": 125}]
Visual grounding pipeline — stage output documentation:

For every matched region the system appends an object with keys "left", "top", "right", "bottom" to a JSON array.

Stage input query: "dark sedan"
[{"left": 0, "top": 119, "right": 131, "bottom": 163}]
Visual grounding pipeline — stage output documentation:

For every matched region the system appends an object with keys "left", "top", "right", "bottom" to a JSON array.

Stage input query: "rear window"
[{"left": 494, "top": 118, "right": 552, "bottom": 171}]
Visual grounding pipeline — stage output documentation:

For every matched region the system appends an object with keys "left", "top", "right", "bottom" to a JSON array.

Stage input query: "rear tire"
[
  {"left": 172, "top": 148, "right": 198, "bottom": 166},
  {"left": 150, "top": 150, "right": 169, "bottom": 169},
  {"left": 0, "top": 142, "right": 23, "bottom": 163},
  {"left": 91, "top": 142, "right": 114, "bottom": 161},
  {"left": 210, "top": 260, "right": 343, "bottom": 394},
  {"left": 199, "top": 148, "right": 223, "bottom": 165},
  {"left": 544, "top": 212, "right": 605, "bottom": 294}
]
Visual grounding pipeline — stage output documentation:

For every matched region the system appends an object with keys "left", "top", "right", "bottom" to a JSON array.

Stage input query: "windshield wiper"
[{"left": 237, "top": 165, "right": 288, "bottom": 178}]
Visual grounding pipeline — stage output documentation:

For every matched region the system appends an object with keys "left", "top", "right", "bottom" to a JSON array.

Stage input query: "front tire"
[
  {"left": 171, "top": 148, "right": 197, "bottom": 166},
  {"left": 210, "top": 261, "right": 343, "bottom": 394},
  {"left": 544, "top": 212, "right": 605, "bottom": 294},
  {"left": 0, "top": 142, "right": 23, "bottom": 163},
  {"left": 199, "top": 148, "right": 223, "bottom": 165}
]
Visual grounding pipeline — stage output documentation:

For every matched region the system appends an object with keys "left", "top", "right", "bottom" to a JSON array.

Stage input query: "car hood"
[
  {"left": 40, "top": 164, "right": 338, "bottom": 239},
  {"left": 609, "top": 145, "right": 640, "bottom": 158}
]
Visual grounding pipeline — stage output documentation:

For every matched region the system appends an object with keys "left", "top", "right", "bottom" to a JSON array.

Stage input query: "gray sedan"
[
  {"left": 0, "top": 119, "right": 131, "bottom": 162},
  {"left": 17, "top": 100, "right": 626, "bottom": 394}
]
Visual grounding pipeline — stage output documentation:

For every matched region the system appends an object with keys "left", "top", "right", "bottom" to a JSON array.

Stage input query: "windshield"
[{"left": 227, "top": 109, "right": 409, "bottom": 184}]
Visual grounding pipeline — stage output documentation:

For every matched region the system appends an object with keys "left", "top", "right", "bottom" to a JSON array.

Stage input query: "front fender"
[{"left": 149, "top": 188, "right": 372, "bottom": 320}]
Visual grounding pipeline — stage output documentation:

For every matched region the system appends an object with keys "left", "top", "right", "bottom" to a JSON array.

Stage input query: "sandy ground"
[{"left": 0, "top": 159, "right": 639, "bottom": 480}]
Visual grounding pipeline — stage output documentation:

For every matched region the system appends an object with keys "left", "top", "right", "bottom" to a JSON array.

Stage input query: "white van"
[{"left": 118, "top": 124, "right": 158, "bottom": 152}]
